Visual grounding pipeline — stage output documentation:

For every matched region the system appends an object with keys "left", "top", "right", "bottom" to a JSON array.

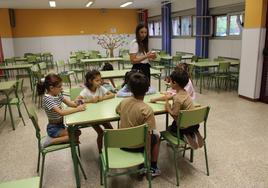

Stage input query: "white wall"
[
  {"left": 147, "top": 0, "right": 244, "bottom": 58},
  {"left": 1, "top": 38, "right": 15, "bottom": 58},
  {"left": 209, "top": 0, "right": 244, "bottom": 8},
  {"left": 149, "top": 38, "right": 161, "bottom": 51},
  {"left": 13, "top": 34, "right": 135, "bottom": 61},
  {"left": 239, "top": 28, "right": 266, "bottom": 99},
  {"left": 171, "top": 38, "right": 195, "bottom": 55},
  {"left": 209, "top": 39, "right": 242, "bottom": 59}
]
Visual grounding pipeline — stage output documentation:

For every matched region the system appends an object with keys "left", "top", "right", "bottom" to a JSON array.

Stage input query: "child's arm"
[
  {"left": 52, "top": 105, "right": 86, "bottom": 116},
  {"left": 150, "top": 93, "right": 173, "bottom": 103},
  {"left": 63, "top": 97, "right": 78, "bottom": 108},
  {"left": 98, "top": 91, "right": 115, "bottom": 101},
  {"left": 165, "top": 99, "right": 179, "bottom": 120},
  {"left": 76, "top": 95, "right": 99, "bottom": 103},
  {"left": 117, "top": 86, "right": 132, "bottom": 97}
]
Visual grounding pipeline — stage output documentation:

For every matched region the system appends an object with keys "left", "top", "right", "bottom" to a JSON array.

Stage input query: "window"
[
  {"left": 172, "top": 16, "right": 192, "bottom": 37},
  {"left": 148, "top": 20, "right": 162, "bottom": 37},
  {"left": 154, "top": 21, "right": 162, "bottom": 36},
  {"left": 229, "top": 14, "right": 243, "bottom": 35},
  {"left": 215, "top": 16, "right": 227, "bottom": 37},
  {"left": 148, "top": 22, "right": 154, "bottom": 36},
  {"left": 172, "top": 18, "right": 180, "bottom": 36},
  {"left": 214, "top": 13, "right": 243, "bottom": 37},
  {"left": 192, "top": 16, "right": 196, "bottom": 36},
  {"left": 181, "top": 16, "right": 191, "bottom": 36}
]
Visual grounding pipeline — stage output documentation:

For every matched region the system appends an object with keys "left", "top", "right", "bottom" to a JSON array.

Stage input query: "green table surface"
[
  {"left": 65, "top": 93, "right": 166, "bottom": 126},
  {"left": 100, "top": 68, "right": 161, "bottom": 79},
  {"left": 188, "top": 60, "right": 240, "bottom": 67},
  {"left": 0, "top": 64, "right": 32, "bottom": 70},
  {"left": 80, "top": 57, "right": 123, "bottom": 63},
  {"left": 0, "top": 80, "right": 17, "bottom": 91}
]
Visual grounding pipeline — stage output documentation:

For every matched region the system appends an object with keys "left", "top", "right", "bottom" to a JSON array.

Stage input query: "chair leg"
[
  {"left": 76, "top": 154, "right": 87, "bottom": 180},
  {"left": 173, "top": 151, "right": 179, "bottom": 186},
  {"left": 100, "top": 158, "right": 103, "bottom": 185},
  {"left": 182, "top": 144, "right": 187, "bottom": 157},
  {"left": 23, "top": 101, "right": 29, "bottom": 116},
  {"left": 104, "top": 172, "right": 108, "bottom": 188},
  {"left": 17, "top": 104, "right": 26, "bottom": 126},
  {"left": 37, "top": 151, "right": 41, "bottom": 173},
  {"left": 4, "top": 105, "right": 8, "bottom": 121},
  {"left": 40, "top": 154, "right": 46, "bottom": 188},
  {"left": 77, "top": 145, "right": 81, "bottom": 157},
  {"left": 190, "top": 149, "right": 194, "bottom": 163},
  {"left": 204, "top": 142, "right": 210, "bottom": 176}
]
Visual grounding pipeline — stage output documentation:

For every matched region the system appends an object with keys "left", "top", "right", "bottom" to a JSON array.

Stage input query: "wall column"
[{"left": 238, "top": 0, "right": 267, "bottom": 100}]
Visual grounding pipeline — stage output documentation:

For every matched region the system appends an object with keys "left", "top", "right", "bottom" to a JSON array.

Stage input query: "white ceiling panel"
[{"left": 0, "top": 0, "right": 164, "bottom": 9}]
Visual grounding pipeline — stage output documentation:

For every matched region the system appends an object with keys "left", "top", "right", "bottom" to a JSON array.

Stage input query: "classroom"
[{"left": 0, "top": 0, "right": 268, "bottom": 187}]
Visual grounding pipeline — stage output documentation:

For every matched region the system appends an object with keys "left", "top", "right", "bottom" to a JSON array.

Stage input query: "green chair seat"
[
  {"left": 101, "top": 148, "right": 144, "bottom": 169},
  {"left": 40, "top": 136, "right": 70, "bottom": 153},
  {"left": 0, "top": 177, "right": 40, "bottom": 188},
  {"left": 161, "top": 131, "right": 185, "bottom": 146}
]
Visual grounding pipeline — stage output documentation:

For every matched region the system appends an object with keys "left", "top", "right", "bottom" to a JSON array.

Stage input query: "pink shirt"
[{"left": 167, "top": 79, "right": 196, "bottom": 100}]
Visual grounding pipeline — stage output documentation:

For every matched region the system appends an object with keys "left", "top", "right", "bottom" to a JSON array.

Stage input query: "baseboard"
[{"left": 238, "top": 95, "right": 259, "bottom": 102}]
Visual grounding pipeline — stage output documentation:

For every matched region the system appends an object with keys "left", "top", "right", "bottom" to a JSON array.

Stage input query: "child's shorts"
[
  {"left": 47, "top": 123, "right": 66, "bottom": 138},
  {"left": 168, "top": 120, "right": 199, "bottom": 138}
]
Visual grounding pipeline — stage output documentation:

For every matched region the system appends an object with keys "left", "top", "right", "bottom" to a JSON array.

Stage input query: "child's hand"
[
  {"left": 77, "top": 104, "right": 86, "bottom": 111},
  {"left": 98, "top": 96, "right": 103, "bottom": 102},
  {"left": 91, "top": 97, "right": 99, "bottom": 103}
]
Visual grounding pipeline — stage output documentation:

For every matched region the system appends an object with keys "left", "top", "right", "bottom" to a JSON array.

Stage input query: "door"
[{"left": 260, "top": 11, "right": 268, "bottom": 103}]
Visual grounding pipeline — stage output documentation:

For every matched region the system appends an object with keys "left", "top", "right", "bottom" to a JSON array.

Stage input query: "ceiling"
[{"left": 0, "top": 0, "right": 164, "bottom": 9}]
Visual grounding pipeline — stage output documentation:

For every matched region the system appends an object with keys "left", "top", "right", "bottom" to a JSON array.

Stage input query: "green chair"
[
  {"left": 70, "top": 87, "right": 83, "bottom": 101},
  {"left": 56, "top": 60, "right": 75, "bottom": 86},
  {"left": 1, "top": 79, "right": 28, "bottom": 128},
  {"left": 211, "top": 61, "right": 231, "bottom": 90},
  {"left": 37, "top": 62, "right": 48, "bottom": 75},
  {"left": 0, "top": 177, "right": 40, "bottom": 188},
  {"left": 28, "top": 107, "right": 87, "bottom": 188},
  {"left": 68, "top": 58, "right": 84, "bottom": 83},
  {"left": 100, "top": 124, "right": 151, "bottom": 188},
  {"left": 160, "top": 106, "right": 210, "bottom": 186}
]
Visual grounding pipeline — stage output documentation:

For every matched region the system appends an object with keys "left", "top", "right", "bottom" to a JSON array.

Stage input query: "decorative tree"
[{"left": 93, "top": 34, "right": 129, "bottom": 57}]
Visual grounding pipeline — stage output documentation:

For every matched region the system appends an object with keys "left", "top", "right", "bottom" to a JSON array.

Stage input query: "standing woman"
[{"left": 129, "top": 23, "right": 156, "bottom": 84}]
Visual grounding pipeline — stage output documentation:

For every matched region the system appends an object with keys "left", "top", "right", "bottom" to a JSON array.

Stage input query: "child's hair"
[
  {"left": 170, "top": 69, "right": 189, "bottom": 88},
  {"left": 122, "top": 69, "right": 144, "bottom": 87},
  {"left": 175, "top": 63, "right": 190, "bottom": 77},
  {"left": 84, "top": 69, "right": 101, "bottom": 90},
  {"left": 102, "top": 63, "right": 114, "bottom": 71},
  {"left": 128, "top": 72, "right": 149, "bottom": 97},
  {"left": 37, "top": 73, "right": 62, "bottom": 95}
]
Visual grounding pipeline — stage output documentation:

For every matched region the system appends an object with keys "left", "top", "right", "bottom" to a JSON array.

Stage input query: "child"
[
  {"left": 152, "top": 63, "right": 196, "bottom": 102},
  {"left": 151, "top": 69, "right": 203, "bottom": 149},
  {"left": 116, "top": 72, "right": 161, "bottom": 177},
  {"left": 101, "top": 62, "right": 116, "bottom": 91},
  {"left": 117, "top": 70, "right": 156, "bottom": 97},
  {"left": 76, "top": 69, "right": 115, "bottom": 153},
  {"left": 40, "top": 73, "right": 86, "bottom": 148}
]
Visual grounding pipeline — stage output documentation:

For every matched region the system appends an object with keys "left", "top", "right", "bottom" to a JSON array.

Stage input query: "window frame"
[
  {"left": 171, "top": 15, "right": 194, "bottom": 38},
  {"left": 148, "top": 20, "right": 162, "bottom": 38}
]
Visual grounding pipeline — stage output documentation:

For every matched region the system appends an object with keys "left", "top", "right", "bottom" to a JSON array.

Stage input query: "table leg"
[
  {"left": 68, "top": 125, "right": 81, "bottom": 188},
  {"left": 158, "top": 74, "right": 161, "bottom": 92},
  {"left": 7, "top": 102, "right": 15, "bottom": 130}
]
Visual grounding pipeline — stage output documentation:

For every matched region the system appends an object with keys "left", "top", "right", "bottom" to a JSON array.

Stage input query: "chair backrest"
[
  {"left": 70, "top": 87, "right": 83, "bottom": 101},
  {"left": 191, "top": 55, "right": 198, "bottom": 62},
  {"left": 218, "top": 62, "right": 230, "bottom": 73},
  {"left": 104, "top": 124, "right": 148, "bottom": 148},
  {"left": 38, "top": 62, "right": 47, "bottom": 70},
  {"left": 28, "top": 107, "right": 42, "bottom": 141},
  {"left": 15, "top": 78, "right": 25, "bottom": 98},
  {"left": 56, "top": 60, "right": 65, "bottom": 73},
  {"left": 198, "top": 58, "right": 210, "bottom": 62},
  {"left": 5, "top": 58, "right": 15, "bottom": 65},
  {"left": 173, "top": 55, "right": 182, "bottom": 63},
  {"left": 177, "top": 106, "right": 210, "bottom": 129},
  {"left": 59, "top": 74, "right": 71, "bottom": 89},
  {"left": 103, "top": 124, "right": 148, "bottom": 168}
]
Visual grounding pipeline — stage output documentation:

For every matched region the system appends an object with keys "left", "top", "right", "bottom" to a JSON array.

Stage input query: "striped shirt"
[{"left": 42, "top": 94, "right": 64, "bottom": 121}]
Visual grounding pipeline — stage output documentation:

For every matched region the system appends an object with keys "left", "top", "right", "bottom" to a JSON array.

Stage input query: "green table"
[
  {"left": 188, "top": 60, "right": 240, "bottom": 93},
  {"left": 0, "top": 177, "right": 40, "bottom": 188},
  {"left": 65, "top": 93, "right": 167, "bottom": 188},
  {"left": 0, "top": 64, "right": 33, "bottom": 90},
  {"left": 100, "top": 68, "right": 162, "bottom": 91},
  {"left": 0, "top": 80, "right": 17, "bottom": 130},
  {"left": 81, "top": 57, "right": 123, "bottom": 68}
]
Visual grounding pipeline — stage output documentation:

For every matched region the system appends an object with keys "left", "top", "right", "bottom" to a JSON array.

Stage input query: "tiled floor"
[{"left": 0, "top": 74, "right": 268, "bottom": 188}]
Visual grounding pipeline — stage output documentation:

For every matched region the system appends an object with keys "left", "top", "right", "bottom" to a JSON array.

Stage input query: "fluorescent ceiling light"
[
  {"left": 49, "top": 1, "right": 56, "bottom": 8},
  {"left": 86, "top": 1, "right": 93, "bottom": 7},
  {"left": 120, "top": 1, "right": 133, "bottom": 8}
]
